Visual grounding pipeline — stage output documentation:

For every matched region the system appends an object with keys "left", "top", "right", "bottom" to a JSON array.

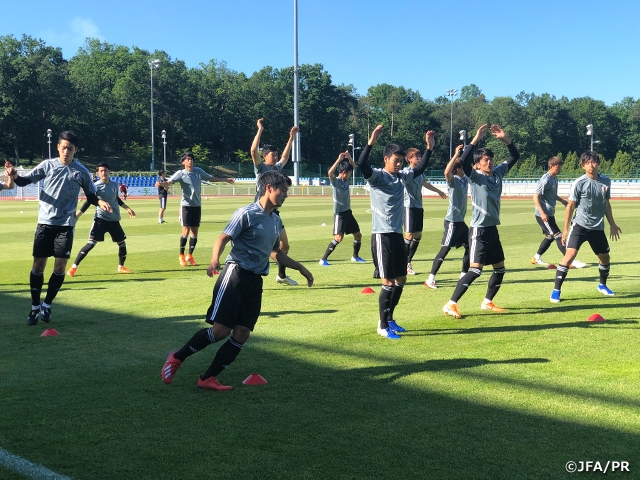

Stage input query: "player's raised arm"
[
  {"left": 250, "top": 118, "right": 265, "bottom": 166},
  {"left": 279, "top": 126, "right": 300, "bottom": 167},
  {"left": 328, "top": 152, "right": 347, "bottom": 182},
  {"left": 444, "top": 144, "right": 463, "bottom": 183},
  {"left": 358, "top": 124, "right": 383, "bottom": 179}
]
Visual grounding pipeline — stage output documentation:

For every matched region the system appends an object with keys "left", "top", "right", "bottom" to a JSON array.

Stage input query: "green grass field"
[{"left": 1, "top": 196, "right": 639, "bottom": 480}]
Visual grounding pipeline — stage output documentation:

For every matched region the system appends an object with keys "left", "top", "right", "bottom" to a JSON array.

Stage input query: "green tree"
[{"left": 611, "top": 151, "right": 634, "bottom": 176}]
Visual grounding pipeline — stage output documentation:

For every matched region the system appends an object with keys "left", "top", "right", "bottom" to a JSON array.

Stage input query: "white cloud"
[{"left": 39, "top": 17, "right": 104, "bottom": 57}]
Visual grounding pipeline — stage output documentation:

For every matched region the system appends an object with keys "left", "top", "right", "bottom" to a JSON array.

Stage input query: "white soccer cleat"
[
  {"left": 571, "top": 259, "right": 587, "bottom": 268},
  {"left": 424, "top": 279, "right": 437, "bottom": 289},
  {"left": 530, "top": 257, "right": 548, "bottom": 265},
  {"left": 276, "top": 275, "right": 298, "bottom": 286}
]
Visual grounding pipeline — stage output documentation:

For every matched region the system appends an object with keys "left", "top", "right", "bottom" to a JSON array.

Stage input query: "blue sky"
[{"left": 2, "top": 0, "right": 638, "bottom": 105}]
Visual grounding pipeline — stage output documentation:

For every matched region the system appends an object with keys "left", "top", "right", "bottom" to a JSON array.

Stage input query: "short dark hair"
[
  {"left": 158, "top": 169, "right": 165, "bottom": 176},
  {"left": 338, "top": 160, "right": 353, "bottom": 174},
  {"left": 548, "top": 156, "right": 563, "bottom": 168},
  {"left": 383, "top": 144, "right": 405, "bottom": 158},
  {"left": 262, "top": 145, "right": 278, "bottom": 155},
  {"left": 181, "top": 152, "right": 194, "bottom": 163},
  {"left": 258, "top": 170, "right": 291, "bottom": 196},
  {"left": 59, "top": 131, "right": 79, "bottom": 148},
  {"left": 473, "top": 147, "right": 494, "bottom": 164},
  {"left": 97, "top": 162, "right": 110, "bottom": 170},
  {"left": 452, "top": 160, "right": 463, "bottom": 173},
  {"left": 580, "top": 151, "right": 600, "bottom": 166}
]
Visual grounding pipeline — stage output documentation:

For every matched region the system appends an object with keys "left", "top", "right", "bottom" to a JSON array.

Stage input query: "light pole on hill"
[
  {"left": 586, "top": 124, "right": 601, "bottom": 151},
  {"left": 446, "top": 88, "right": 458, "bottom": 158},
  {"left": 149, "top": 58, "right": 160, "bottom": 171},
  {"left": 47, "top": 129, "right": 52, "bottom": 160}
]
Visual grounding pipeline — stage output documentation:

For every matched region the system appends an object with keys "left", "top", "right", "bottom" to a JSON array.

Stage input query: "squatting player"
[
  {"left": 161, "top": 170, "right": 313, "bottom": 390},
  {"left": 425, "top": 144, "right": 470, "bottom": 289},
  {"left": 359, "top": 124, "right": 435, "bottom": 339},
  {"left": 5, "top": 131, "right": 111, "bottom": 325},
  {"left": 319, "top": 150, "right": 366, "bottom": 265},
  {"left": 442, "top": 124, "right": 520, "bottom": 319},
  {"left": 67, "top": 162, "right": 136, "bottom": 277},
  {"left": 550, "top": 151, "right": 621, "bottom": 303},
  {"left": 251, "top": 118, "right": 300, "bottom": 285},
  {"left": 156, "top": 152, "right": 234, "bottom": 267}
]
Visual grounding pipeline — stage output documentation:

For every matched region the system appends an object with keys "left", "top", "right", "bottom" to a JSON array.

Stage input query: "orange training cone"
[
  {"left": 361, "top": 287, "right": 375, "bottom": 294},
  {"left": 243, "top": 373, "right": 268, "bottom": 385},
  {"left": 587, "top": 313, "right": 605, "bottom": 323},
  {"left": 547, "top": 264, "right": 557, "bottom": 270},
  {"left": 40, "top": 328, "right": 60, "bottom": 337}
]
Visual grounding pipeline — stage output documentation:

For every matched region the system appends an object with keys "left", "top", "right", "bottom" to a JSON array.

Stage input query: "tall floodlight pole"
[
  {"left": 149, "top": 59, "right": 160, "bottom": 171},
  {"left": 161, "top": 129, "right": 167, "bottom": 173},
  {"left": 47, "top": 129, "right": 52, "bottom": 159},
  {"left": 446, "top": 89, "right": 458, "bottom": 158},
  {"left": 586, "top": 124, "right": 594, "bottom": 151},
  {"left": 292, "top": 0, "right": 300, "bottom": 185}
]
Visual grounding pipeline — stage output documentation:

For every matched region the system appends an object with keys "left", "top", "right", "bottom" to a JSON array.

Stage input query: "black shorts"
[
  {"left": 441, "top": 220, "right": 469, "bottom": 248},
  {"left": 469, "top": 225, "right": 505, "bottom": 265},
  {"left": 565, "top": 223, "right": 610, "bottom": 255},
  {"left": 404, "top": 207, "right": 424, "bottom": 234},
  {"left": 333, "top": 209, "right": 360, "bottom": 235},
  {"left": 181, "top": 206, "right": 201, "bottom": 227},
  {"left": 33, "top": 224, "right": 75, "bottom": 259},
  {"left": 371, "top": 232, "right": 406, "bottom": 280},
  {"left": 159, "top": 194, "right": 167, "bottom": 209},
  {"left": 205, "top": 263, "right": 263, "bottom": 331},
  {"left": 535, "top": 215, "right": 561, "bottom": 236},
  {"left": 89, "top": 218, "right": 126, "bottom": 243}
]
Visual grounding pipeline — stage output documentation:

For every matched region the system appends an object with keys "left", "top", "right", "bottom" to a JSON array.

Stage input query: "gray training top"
[
  {"left": 368, "top": 168, "right": 417, "bottom": 234},
  {"left": 445, "top": 175, "right": 469, "bottom": 223},
  {"left": 467, "top": 162, "right": 509, "bottom": 228},
  {"left": 254, "top": 162, "right": 284, "bottom": 203},
  {"left": 569, "top": 173, "right": 611, "bottom": 230},
  {"left": 93, "top": 180, "right": 121, "bottom": 222},
  {"left": 223, "top": 201, "right": 283, "bottom": 275},
  {"left": 169, "top": 167, "right": 213, "bottom": 207},
  {"left": 403, "top": 168, "right": 425, "bottom": 209},
  {"left": 330, "top": 175, "right": 351, "bottom": 213},
  {"left": 534, "top": 172, "right": 559, "bottom": 217},
  {"left": 26, "top": 158, "right": 96, "bottom": 226}
]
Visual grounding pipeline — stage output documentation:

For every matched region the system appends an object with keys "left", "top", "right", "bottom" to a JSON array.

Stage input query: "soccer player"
[
  {"left": 359, "top": 124, "right": 435, "bottom": 339},
  {"left": 67, "top": 162, "right": 136, "bottom": 277},
  {"left": 157, "top": 169, "right": 168, "bottom": 224},
  {"left": 251, "top": 118, "right": 300, "bottom": 285},
  {"left": 319, "top": 151, "right": 366, "bottom": 265},
  {"left": 161, "top": 170, "right": 314, "bottom": 390},
  {"left": 156, "top": 152, "right": 234, "bottom": 267},
  {"left": 425, "top": 144, "right": 470, "bottom": 289},
  {"left": 442, "top": 124, "right": 520, "bottom": 319},
  {"left": 403, "top": 147, "right": 447, "bottom": 275},
  {"left": 549, "top": 151, "right": 621, "bottom": 303},
  {"left": 5, "top": 131, "right": 111, "bottom": 325},
  {"left": 119, "top": 183, "right": 128, "bottom": 201},
  {"left": 531, "top": 156, "right": 586, "bottom": 268}
]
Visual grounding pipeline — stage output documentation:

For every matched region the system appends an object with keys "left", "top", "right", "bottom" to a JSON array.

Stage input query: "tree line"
[{"left": 2, "top": 34, "right": 640, "bottom": 176}]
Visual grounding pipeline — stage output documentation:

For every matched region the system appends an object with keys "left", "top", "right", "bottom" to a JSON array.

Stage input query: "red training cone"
[
  {"left": 587, "top": 313, "right": 605, "bottom": 323},
  {"left": 547, "top": 264, "right": 557, "bottom": 270},
  {"left": 242, "top": 373, "right": 268, "bottom": 385},
  {"left": 361, "top": 287, "right": 375, "bottom": 294},
  {"left": 40, "top": 328, "right": 59, "bottom": 337}
]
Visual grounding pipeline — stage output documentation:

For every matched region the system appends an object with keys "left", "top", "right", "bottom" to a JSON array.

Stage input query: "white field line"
[{"left": 0, "top": 447, "right": 71, "bottom": 479}]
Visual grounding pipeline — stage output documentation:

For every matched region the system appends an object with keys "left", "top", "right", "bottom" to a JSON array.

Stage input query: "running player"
[
  {"left": 5, "top": 131, "right": 111, "bottom": 325},
  {"left": 161, "top": 170, "right": 314, "bottom": 390},
  {"left": 67, "top": 162, "right": 136, "bottom": 276},
  {"left": 550, "top": 151, "right": 621, "bottom": 303},
  {"left": 251, "top": 118, "right": 300, "bottom": 285},
  {"left": 358, "top": 124, "right": 435, "bottom": 339},
  {"left": 319, "top": 151, "right": 366, "bottom": 265},
  {"left": 157, "top": 169, "right": 168, "bottom": 224},
  {"left": 425, "top": 144, "right": 470, "bottom": 289},
  {"left": 403, "top": 147, "right": 447, "bottom": 275},
  {"left": 156, "top": 152, "right": 234, "bottom": 267},
  {"left": 442, "top": 124, "right": 520, "bottom": 319},
  {"left": 531, "top": 156, "right": 586, "bottom": 268}
]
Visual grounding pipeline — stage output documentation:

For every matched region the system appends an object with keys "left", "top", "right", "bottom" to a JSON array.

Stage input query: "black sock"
[
  {"left": 353, "top": 240, "right": 361, "bottom": 258},
  {"left": 390, "top": 283, "right": 404, "bottom": 318},
  {"left": 485, "top": 267, "right": 506, "bottom": 301},
  {"left": 451, "top": 268, "right": 482, "bottom": 303},
  {"left": 404, "top": 239, "right": 411, "bottom": 262},
  {"left": 118, "top": 241, "right": 127, "bottom": 266},
  {"left": 179, "top": 236, "right": 187, "bottom": 255},
  {"left": 378, "top": 285, "right": 394, "bottom": 329},
  {"left": 44, "top": 271, "right": 65, "bottom": 305},
  {"left": 322, "top": 240, "right": 339, "bottom": 260},
  {"left": 407, "top": 239, "right": 420, "bottom": 263},
  {"left": 462, "top": 247, "right": 470, "bottom": 273},
  {"left": 278, "top": 264, "right": 287, "bottom": 278},
  {"left": 554, "top": 265, "right": 569, "bottom": 290},
  {"left": 430, "top": 246, "right": 451, "bottom": 275},
  {"left": 598, "top": 264, "right": 610, "bottom": 285},
  {"left": 74, "top": 241, "right": 96, "bottom": 266},
  {"left": 175, "top": 328, "right": 216, "bottom": 361},
  {"left": 189, "top": 236, "right": 197, "bottom": 255},
  {"left": 537, "top": 236, "right": 554, "bottom": 256},
  {"left": 30, "top": 269, "right": 44, "bottom": 306},
  {"left": 554, "top": 234, "right": 566, "bottom": 255},
  {"left": 202, "top": 336, "right": 244, "bottom": 379}
]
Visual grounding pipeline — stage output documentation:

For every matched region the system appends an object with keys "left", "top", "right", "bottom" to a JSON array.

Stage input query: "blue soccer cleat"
[
  {"left": 377, "top": 327, "right": 401, "bottom": 339},
  {"left": 387, "top": 319, "right": 406, "bottom": 333},
  {"left": 318, "top": 259, "right": 330, "bottom": 266},
  {"left": 351, "top": 257, "right": 367, "bottom": 263},
  {"left": 597, "top": 284, "right": 614, "bottom": 296},
  {"left": 550, "top": 289, "right": 561, "bottom": 303}
]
